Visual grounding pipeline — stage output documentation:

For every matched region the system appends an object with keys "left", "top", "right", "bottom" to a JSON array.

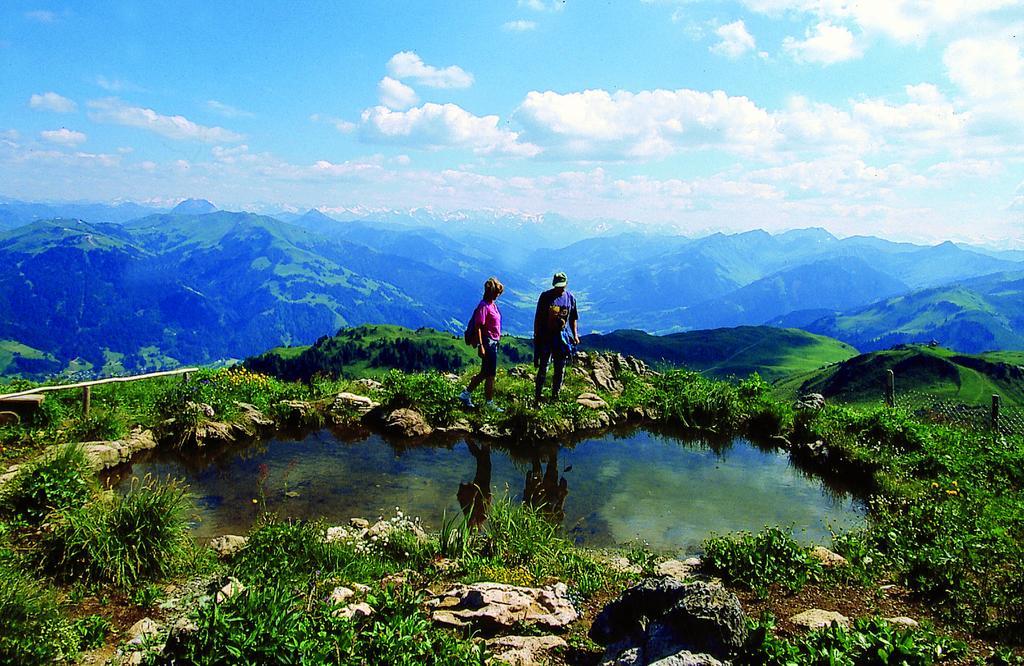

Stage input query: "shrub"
[
  {"left": 739, "top": 614, "right": 965, "bottom": 665},
  {"left": 2, "top": 443, "right": 95, "bottom": 523},
  {"left": 169, "top": 581, "right": 485, "bottom": 665},
  {"left": 0, "top": 563, "right": 78, "bottom": 665},
  {"left": 377, "top": 370, "right": 460, "bottom": 426},
  {"left": 64, "top": 407, "right": 127, "bottom": 443},
  {"left": 41, "top": 475, "right": 192, "bottom": 587},
  {"left": 72, "top": 613, "right": 111, "bottom": 650},
  {"left": 702, "top": 526, "right": 822, "bottom": 597},
  {"left": 653, "top": 370, "right": 744, "bottom": 433}
]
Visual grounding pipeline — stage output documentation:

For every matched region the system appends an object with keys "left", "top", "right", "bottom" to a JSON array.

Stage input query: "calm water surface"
[{"left": 108, "top": 427, "right": 865, "bottom": 554}]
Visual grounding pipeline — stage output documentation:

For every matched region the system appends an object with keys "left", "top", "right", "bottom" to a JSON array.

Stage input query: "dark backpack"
[{"left": 463, "top": 310, "right": 479, "bottom": 346}]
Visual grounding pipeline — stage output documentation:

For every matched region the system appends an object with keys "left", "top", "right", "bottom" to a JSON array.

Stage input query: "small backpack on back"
[{"left": 463, "top": 308, "right": 479, "bottom": 346}]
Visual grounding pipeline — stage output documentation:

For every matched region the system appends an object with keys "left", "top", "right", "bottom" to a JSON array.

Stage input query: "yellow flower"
[
  {"left": 946, "top": 490, "right": 958, "bottom": 495},
  {"left": 931, "top": 482, "right": 939, "bottom": 488},
  {"left": 252, "top": 498, "right": 258, "bottom": 504}
]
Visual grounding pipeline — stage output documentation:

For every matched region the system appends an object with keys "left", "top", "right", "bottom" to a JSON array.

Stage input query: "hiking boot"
[
  {"left": 459, "top": 390, "right": 475, "bottom": 408},
  {"left": 485, "top": 400, "right": 504, "bottom": 413}
]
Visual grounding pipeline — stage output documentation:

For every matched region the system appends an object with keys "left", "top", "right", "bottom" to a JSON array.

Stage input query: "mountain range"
[{"left": 1, "top": 197, "right": 1023, "bottom": 377}]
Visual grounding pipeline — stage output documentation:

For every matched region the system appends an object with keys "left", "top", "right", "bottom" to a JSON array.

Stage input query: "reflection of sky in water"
[{"left": 112, "top": 428, "right": 864, "bottom": 555}]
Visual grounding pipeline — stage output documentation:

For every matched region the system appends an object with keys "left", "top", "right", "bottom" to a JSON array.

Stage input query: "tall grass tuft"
[
  {"left": 1, "top": 443, "right": 96, "bottom": 523},
  {"left": 0, "top": 563, "right": 78, "bottom": 665},
  {"left": 41, "top": 475, "right": 192, "bottom": 587}
]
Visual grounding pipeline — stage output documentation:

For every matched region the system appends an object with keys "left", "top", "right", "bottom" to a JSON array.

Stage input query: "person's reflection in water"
[
  {"left": 457, "top": 441, "right": 492, "bottom": 528},
  {"left": 523, "top": 447, "right": 568, "bottom": 524}
]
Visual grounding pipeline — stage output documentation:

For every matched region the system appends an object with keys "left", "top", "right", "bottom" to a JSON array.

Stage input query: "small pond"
[{"left": 107, "top": 427, "right": 866, "bottom": 554}]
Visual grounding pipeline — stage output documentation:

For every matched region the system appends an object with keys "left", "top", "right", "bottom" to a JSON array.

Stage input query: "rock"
[
  {"left": 127, "top": 617, "right": 162, "bottom": 645},
  {"left": 367, "top": 518, "right": 429, "bottom": 545},
  {"left": 208, "top": 535, "right": 248, "bottom": 558},
  {"left": 234, "top": 402, "right": 275, "bottom": 428},
  {"left": 328, "top": 586, "right": 355, "bottom": 604},
  {"left": 486, "top": 635, "right": 568, "bottom": 666},
  {"left": 333, "top": 392, "right": 377, "bottom": 415},
  {"left": 438, "top": 418, "right": 473, "bottom": 434},
  {"left": 508, "top": 366, "right": 533, "bottom": 379},
  {"left": 884, "top": 616, "right": 919, "bottom": 628},
  {"left": 655, "top": 559, "right": 697, "bottom": 581},
  {"left": 215, "top": 578, "right": 246, "bottom": 603},
  {"left": 810, "top": 546, "right": 848, "bottom": 568},
  {"left": 278, "top": 399, "right": 317, "bottom": 424},
  {"left": 428, "top": 582, "right": 578, "bottom": 633},
  {"left": 795, "top": 393, "right": 826, "bottom": 411},
  {"left": 333, "top": 602, "right": 374, "bottom": 620},
  {"left": 382, "top": 570, "right": 414, "bottom": 587},
  {"left": 605, "top": 556, "right": 642, "bottom": 575},
  {"left": 574, "top": 352, "right": 651, "bottom": 395},
  {"left": 351, "top": 582, "right": 371, "bottom": 594},
  {"left": 477, "top": 422, "right": 511, "bottom": 439},
  {"left": 590, "top": 578, "right": 746, "bottom": 663},
  {"left": 349, "top": 517, "right": 370, "bottom": 529},
  {"left": 83, "top": 443, "right": 120, "bottom": 469},
  {"left": 789, "top": 609, "right": 849, "bottom": 630},
  {"left": 186, "top": 401, "right": 216, "bottom": 419},
  {"left": 577, "top": 392, "right": 609, "bottom": 409},
  {"left": 193, "top": 420, "right": 236, "bottom": 446},
  {"left": 602, "top": 648, "right": 724, "bottom": 666},
  {"left": 354, "top": 378, "right": 382, "bottom": 391},
  {"left": 383, "top": 408, "right": 433, "bottom": 438}
]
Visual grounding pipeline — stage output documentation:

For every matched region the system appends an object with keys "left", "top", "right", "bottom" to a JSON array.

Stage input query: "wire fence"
[{"left": 859, "top": 368, "right": 1024, "bottom": 438}]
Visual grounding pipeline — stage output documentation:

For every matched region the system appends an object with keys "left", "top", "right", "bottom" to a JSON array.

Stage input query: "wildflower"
[
  {"left": 946, "top": 490, "right": 958, "bottom": 495},
  {"left": 252, "top": 498, "right": 258, "bottom": 504},
  {"left": 931, "top": 482, "right": 939, "bottom": 488}
]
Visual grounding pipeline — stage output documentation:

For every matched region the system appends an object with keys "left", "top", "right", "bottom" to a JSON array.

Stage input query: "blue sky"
[{"left": 1, "top": 0, "right": 1023, "bottom": 244}]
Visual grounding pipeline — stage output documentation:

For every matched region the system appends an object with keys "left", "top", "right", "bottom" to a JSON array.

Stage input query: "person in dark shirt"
[{"left": 533, "top": 271, "right": 579, "bottom": 403}]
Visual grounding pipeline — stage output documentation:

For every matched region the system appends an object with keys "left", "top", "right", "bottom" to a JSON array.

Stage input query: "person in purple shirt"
[
  {"left": 534, "top": 271, "right": 579, "bottom": 403},
  {"left": 460, "top": 277, "right": 504, "bottom": 410}
]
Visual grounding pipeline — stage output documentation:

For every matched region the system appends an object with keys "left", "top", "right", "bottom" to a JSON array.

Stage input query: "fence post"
[
  {"left": 182, "top": 371, "right": 191, "bottom": 384},
  {"left": 992, "top": 394, "right": 1001, "bottom": 435},
  {"left": 885, "top": 369, "right": 895, "bottom": 408},
  {"left": 82, "top": 386, "right": 91, "bottom": 418}
]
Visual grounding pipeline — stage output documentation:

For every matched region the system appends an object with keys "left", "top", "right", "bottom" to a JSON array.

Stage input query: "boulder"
[
  {"left": 655, "top": 559, "right": 698, "bottom": 581},
  {"left": 383, "top": 408, "right": 433, "bottom": 438},
  {"left": 214, "top": 578, "right": 246, "bottom": 604},
  {"left": 486, "top": 635, "right": 568, "bottom": 666},
  {"left": 333, "top": 602, "right": 374, "bottom": 620},
  {"left": 83, "top": 443, "right": 120, "bottom": 469},
  {"left": 349, "top": 517, "right": 370, "bottom": 529},
  {"left": 186, "top": 401, "right": 216, "bottom": 419},
  {"left": 367, "top": 518, "right": 429, "bottom": 544},
  {"left": 234, "top": 402, "right": 275, "bottom": 428},
  {"left": 809, "top": 546, "right": 848, "bottom": 568},
  {"left": 333, "top": 392, "right": 377, "bottom": 415},
  {"left": 278, "top": 399, "right": 318, "bottom": 424},
  {"left": 438, "top": 418, "right": 473, "bottom": 434},
  {"left": 884, "top": 616, "right": 919, "bottom": 628},
  {"left": 208, "top": 535, "right": 248, "bottom": 559},
  {"left": 789, "top": 609, "right": 849, "bottom": 630},
  {"left": 354, "top": 378, "right": 382, "bottom": 391},
  {"left": 193, "top": 420, "right": 236, "bottom": 447},
  {"left": 575, "top": 352, "right": 651, "bottom": 395},
  {"left": 795, "top": 393, "right": 826, "bottom": 411},
  {"left": 126, "top": 617, "right": 162, "bottom": 645},
  {"left": 328, "top": 586, "right": 356, "bottom": 605},
  {"left": 590, "top": 578, "right": 746, "bottom": 664},
  {"left": 577, "top": 392, "right": 609, "bottom": 409},
  {"left": 428, "top": 582, "right": 578, "bottom": 633}
]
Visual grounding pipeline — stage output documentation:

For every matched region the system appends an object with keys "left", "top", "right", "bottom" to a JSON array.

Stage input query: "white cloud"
[
  {"left": 87, "top": 98, "right": 244, "bottom": 143},
  {"left": 710, "top": 20, "right": 756, "bottom": 59},
  {"left": 206, "top": 100, "right": 254, "bottom": 118},
  {"left": 518, "top": 0, "right": 565, "bottom": 11},
  {"left": 503, "top": 20, "right": 538, "bottom": 31},
  {"left": 775, "top": 96, "right": 873, "bottom": 152},
  {"left": 310, "top": 113, "right": 356, "bottom": 133},
  {"left": 944, "top": 38, "right": 1023, "bottom": 101},
  {"left": 392, "top": 154, "right": 412, "bottom": 166},
  {"left": 95, "top": 76, "right": 146, "bottom": 93},
  {"left": 515, "top": 88, "right": 778, "bottom": 158},
  {"left": 40, "top": 128, "right": 87, "bottom": 146},
  {"left": 386, "top": 51, "right": 474, "bottom": 89},
  {"left": 359, "top": 103, "right": 540, "bottom": 156},
  {"left": 783, "top": 22, "right": 861, "bottom": 64},
  {"left": 853, "top": 85, "right": 967, "bottom": 144},
  {"left": 378, "top": 77, "right": 419, "bottom": 110},
  {"left": 29, "top": 92, "right": 77, "bottom": 113},
  {"left": 743, "top": 0, "right": 1020, "bottom": 43},
  {"left": 24, "top": 10, "right": 56, "bottom": 22}
]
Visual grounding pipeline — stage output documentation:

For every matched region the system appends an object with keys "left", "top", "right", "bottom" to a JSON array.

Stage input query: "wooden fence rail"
[{"left": 0, "top": 367, "right": 199, "bottom": 418}]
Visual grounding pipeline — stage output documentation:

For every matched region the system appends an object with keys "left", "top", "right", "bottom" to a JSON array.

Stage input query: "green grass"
[
  {"left": 0, "top": 443, "right": 96, "bottom": 524},
  {"left": 775, "top": 344, "right": 1024, "bottom": 409},
  {"left": 0, "top": 562, "right": 79, "bottom": 665},
  {"left": 580, "top": 326, "right": 858, "bottom": 382}
]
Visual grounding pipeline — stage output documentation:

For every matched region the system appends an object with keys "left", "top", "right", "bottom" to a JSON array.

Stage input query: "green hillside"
[
  {"left": 580, "top": 326, "right": 858, "bottom": 382},
  {"left": 0, "top": 339, "right": 61, "bottom": 377},
  {"left": 803, "top": 272, "right": 1024, "bottom": 354},
  {"left": 775, "top": 344, "right": 1024, "bottom": 408},
  {"left": 244, "top": 324, "right": 534, "bottom": 381}
]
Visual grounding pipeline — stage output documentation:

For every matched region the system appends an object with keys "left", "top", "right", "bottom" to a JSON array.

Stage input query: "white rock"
[
  {"left": 789, "top": 609, "right": 850, "bottom": 630},
  {"left": 127, "top": 617, "right": 161, "bottom": 645},
  {"left": 329, "top": 586, "right": 355, "bottom": 604},
  {"left": 885, "top": 616, "right": 919, "bottom": 628},
  {"left": 486, "top": 635, "right": 568, "bottom": 666},
  {"left": 656, "top": 559, "right": 697, "bottom": 580},
  {"left": 208, "top": 535, "right": 248, "bottom": 558},
  {"left": 333, "top": 602, "right": 374, "bottom": 620},
  {"left": 215, "top": 578, "right": 246, "bottom": 603},
  {"left": 810, "top": 546, "right": 849, "bottom": 567}
]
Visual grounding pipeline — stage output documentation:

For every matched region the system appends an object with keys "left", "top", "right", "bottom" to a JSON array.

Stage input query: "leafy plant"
[
  {"left": 73, "top": 613, "right": 111, "bottom": 650},
  {"left": 0, "top": 562, "right": 78, "bottom": 665},
  {"left": 41, "top": 475, "right": 192, "bottom": 587},
  {"left": 377, "top": 370, "right": 460, "bottom": 426},
  {"left": 1, "top": 443, "right": 95, "bottom": 523},
  {"left": 702, "top": 526, "right": 822, "bottom": 597}
]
